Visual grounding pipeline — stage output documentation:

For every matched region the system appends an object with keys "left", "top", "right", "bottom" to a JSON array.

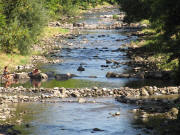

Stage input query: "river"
[
  {"left": 9, "top": 98, "right": 149, "bottom": 135},
  {"left": 41, "top": 7, "right": 138, "bottom": 88},
  {"left": 2, "top": 7, "right": 150, "bottom": 135}
]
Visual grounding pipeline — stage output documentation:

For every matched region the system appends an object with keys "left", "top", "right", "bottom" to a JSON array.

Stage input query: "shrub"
[{"left": 0, "top": 0, "right": 47, "bottom": 55}]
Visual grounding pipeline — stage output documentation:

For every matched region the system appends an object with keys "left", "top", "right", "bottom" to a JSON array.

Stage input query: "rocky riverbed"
[
  {"left": 1, "top": 85, "right": 180, "bottom": 121},
  {"left": 1, "top": 5, "right": 180, "bottom": 135},
  {"left": 1, "top": 85, "right": 180, "bottom": 102}
]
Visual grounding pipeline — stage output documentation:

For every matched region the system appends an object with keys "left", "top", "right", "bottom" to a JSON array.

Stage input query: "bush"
[{"left": 0, "top": 0, "right": 47, "bottom": 55}]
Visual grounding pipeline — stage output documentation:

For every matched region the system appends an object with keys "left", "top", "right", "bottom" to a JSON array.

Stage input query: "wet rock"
[
  {"left": 101, "top": 65, "right": 108, "bottom": 67},
  {"left": 77, "top": 65, "right": 85, "bottom": 71},
  {"left": 106, "top": 72, "right": 117, "bottom": 78},
  {"left": 112, "top": 48, "right": 126, "bottom": 52},
  {"left": 111, "top": 112, "right": 120, "bottom": 117},
  {"left": 73, "top": 22, "right": 85, "bottom": 27},
  {"left": 106, "top": 72, "right": 131, "bottom": 78},
  {"left": 28, "top": 72, "right": 48, "bottom": 80},
  {"left": 25, "top": 124, "right": 30, "bottom": 128},
  {"left": 106, "top": 59, "right": 120, "bottom": 65},
  {"left": 116, "top": 96, "right": 128, "bottom": 103},
  {"left": 55, "top": 73, "right": 76, "bottom": 80},
  {"left": 92, "top": 128, "right": 104, "bottom": 132},
  {"left": 106, "top": 59, "right": 112, "bottom": 64}
]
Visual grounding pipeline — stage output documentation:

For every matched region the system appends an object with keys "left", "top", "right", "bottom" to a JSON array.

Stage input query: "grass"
[
  {"left": 130, "top": 26, "right": 179, "bottom": 72},
  {"left": 41, "top": 27, "right": 69, "bottom": 39},
  {"left": 113, "top": 14, "right": 119, "bottom": 20},
  {"left": 0, "top": 52, "right": 31, "bottom": 73},
  {"left": 0, "top": 26, "right": 69, "bottom": 73},
  {"left": 140, "top": 19, "right": 150, "bottom": 25}
]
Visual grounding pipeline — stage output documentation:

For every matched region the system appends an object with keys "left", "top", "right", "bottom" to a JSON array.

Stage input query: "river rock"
[
  {"left": 168, "top": 108, "right": 179, "bottom": 119},
  {"left": 73, "top": 22, "right": 85, "bottom": 27},
  {"left": 111, "top": 112, "right": 120, "bottom": 117},
  {"left": 53, "top": 90, "right": 62, "bottom": 98},
  {"left": 28, "top": 72, "right": 48, "bottom": 80},
  {"left": 71, "top": 92, "right": 80, "bottom": 98},
  {"left": 59, "top": 87, "right": 66, "bottom": 94},
  {"left": 14, "top": 72, "right": 30, "bottom": 79},
  {"left": 106, "top": 72, "right": 131, "bottom": 78},
  {"left": 55, "top": 73, "right": 76, "bottom": 80},
  {"left": 106, "top": 59, "right": 113, "bottom": 64},
  {"left": 140, "top": 88, "right": 149, "bottom": 96},
  {"left": 92, "top": 128, "right": 104, "bottom": 132},
  {"left": 78, "top": 98, "right": 86, "bottom": 103},
  {"left": 77, "top": 65, "right": 85, "bottom": 71},
  {"left": 146, "top": 87, "right": 154, "bottom": 95},
  {"left": 167, "top": 87, "right": 179, "bottom": 94},
  {"left": 92, "top": 87, "right": 98, "bottom": 91}
]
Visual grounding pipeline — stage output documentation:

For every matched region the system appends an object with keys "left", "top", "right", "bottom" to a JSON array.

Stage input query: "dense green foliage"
[
  {"left": 45, "top": 0, "right": 117, "bottom": 18},
  {"left": 119, "top": 0, "right": 180, "bottom": 73},
  {"left": 0, "top": 0, "right": 47, "bottom": 54},
  {"left": 0, "top": 0, "right": 117, "bottom": 55}
]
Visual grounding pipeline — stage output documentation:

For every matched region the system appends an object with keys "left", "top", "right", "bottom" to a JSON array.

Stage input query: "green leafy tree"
[
  {"left": 0, "top": 0, "right": 47, "bottom": 54},
  {"left": 119, "top": 0, "right": 180, "bottom": 75}
]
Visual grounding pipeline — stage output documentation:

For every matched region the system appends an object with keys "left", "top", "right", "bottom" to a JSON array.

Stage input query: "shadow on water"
[{"left": 124, "top": 79, "right": 178, "bottom": 88}]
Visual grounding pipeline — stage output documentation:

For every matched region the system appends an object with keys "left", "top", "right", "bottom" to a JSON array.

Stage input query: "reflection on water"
[
  {"left": 2, "top": 79, "right": 21, "bottom": 88},
  {"left": 8, "top": 98, "right": 148, "bottom": 135},
  {"left": 31, "top": 79, "right": 42, "bottom": 88},
  {"left": 1, "top": 77, "right": 177, "bottom": 89}
]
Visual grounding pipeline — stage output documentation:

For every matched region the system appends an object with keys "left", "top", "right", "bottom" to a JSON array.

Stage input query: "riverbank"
[
  {"left": 0, "top": 5, "right": 180, "bottom": 135},
  {"left": 0, "top": 4, "right": 119, "bottom": 73},
  {"left": 122, "top": 27, "right": 178, "bottom": 81}
]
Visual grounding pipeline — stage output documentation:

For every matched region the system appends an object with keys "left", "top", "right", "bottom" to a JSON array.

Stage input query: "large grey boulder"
[
  {"left": 106, "top": 72, "right": 131, "bottom": 78},
  {"left": 28, "top": 72, "right": 48, "bottom": 80},
  {"left": 14, "top": 72, "right": 30, "bottom": 79},
  {"left": 55, "top": 73, "right": 77, "bottom": 81}
]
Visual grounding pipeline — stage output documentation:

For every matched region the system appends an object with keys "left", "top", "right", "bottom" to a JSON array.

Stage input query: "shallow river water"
[
  {"left": 10, "top": 98, "right": 148, "bottom": 135},
  {"left": 2, "top": 8, "right": 152, "bottom": 135},
  {"left": 41, "top": 8, "right": 137, "bottom": 88}
]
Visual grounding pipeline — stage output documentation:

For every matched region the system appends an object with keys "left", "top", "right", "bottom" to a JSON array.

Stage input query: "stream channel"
[{"left": 4, "top": 8, "right": 151, "bottom": 135}]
